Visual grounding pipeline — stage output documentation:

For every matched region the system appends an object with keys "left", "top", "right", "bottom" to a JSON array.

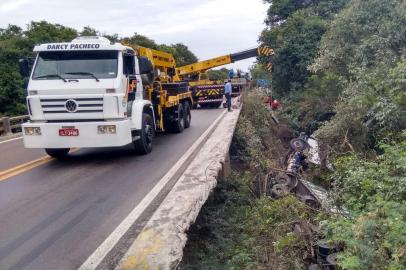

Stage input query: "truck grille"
[{"left": 40, "top": 98, "right": 103, "bottom": 114}]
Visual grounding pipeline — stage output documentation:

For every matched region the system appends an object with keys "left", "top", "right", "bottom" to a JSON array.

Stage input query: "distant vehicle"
[
  {"left": 227, "top": 77, "right": 250, "bottom": 97},
  {"left": 19, "top": 36, "right": 192, "bottom": 159},
  {"left": 257, "top": 79, "right": 270, "bottom": 88}
]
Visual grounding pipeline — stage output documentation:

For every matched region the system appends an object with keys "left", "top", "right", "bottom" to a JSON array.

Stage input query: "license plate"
[{"left": 59, "top": 128, "right": 79, "bottom": 136}]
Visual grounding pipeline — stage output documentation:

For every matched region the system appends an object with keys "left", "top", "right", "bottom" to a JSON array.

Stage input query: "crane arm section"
[
  {"left": 135, "top": 46, "right": 177, "bottom": 69},
  {"left": 176, "top": 46, "right": 274, "bottom": 76},
  {"left": 126, "top": 44, "right": 179, "bottom": 82},
  {"left": 176, "top": 55, "right": 232, "bottom": 76}
]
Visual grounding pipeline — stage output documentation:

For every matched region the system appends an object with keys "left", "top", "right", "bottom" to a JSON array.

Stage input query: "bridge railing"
[{"left": 0, "top": 115, "right": 30, "bottom": 136}]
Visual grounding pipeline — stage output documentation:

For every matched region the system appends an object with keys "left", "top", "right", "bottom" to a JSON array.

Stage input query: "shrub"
[{"left": 326, "top": 135, "right": 406, "bottom": 269}]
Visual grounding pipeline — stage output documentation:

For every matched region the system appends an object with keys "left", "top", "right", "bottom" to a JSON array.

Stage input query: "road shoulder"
[{"left": 115, "top": 100, "right": 241, "bottom": 270}]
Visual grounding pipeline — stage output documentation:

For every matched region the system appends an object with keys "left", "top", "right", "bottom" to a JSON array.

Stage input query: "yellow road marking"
[
  {"left": 0, "top": 148, "right": 79, "bottom": 182},
  {"left": 0, "top": 156, "right": 54, "bottom": 182}
]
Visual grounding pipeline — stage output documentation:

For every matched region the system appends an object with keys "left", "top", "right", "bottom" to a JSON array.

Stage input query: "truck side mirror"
[
  {"left": 19, "top": 59, "right": 30, "bottom": 77},
  {"left": 138, "top": 57, "right": 153, "bottom": 75}
]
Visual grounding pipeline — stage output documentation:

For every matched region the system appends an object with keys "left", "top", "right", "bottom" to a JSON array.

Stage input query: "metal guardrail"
[{"left": 0, "top": 115, "right": 29, "bottom": 135}]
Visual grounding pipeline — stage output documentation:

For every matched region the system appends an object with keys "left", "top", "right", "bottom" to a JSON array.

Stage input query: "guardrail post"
[
  {"left": 2, "top": 117, "right": 12, "bottom": 135},
  {"left": 219, "top": 151, "right": 231, "bottom": 179}
]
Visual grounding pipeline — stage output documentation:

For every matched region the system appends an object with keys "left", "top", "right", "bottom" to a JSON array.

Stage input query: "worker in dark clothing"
[
  {"left": 224, "top": 80, "right": 232, "bottom": 112},
  {"left": 229, "top": 69, "right": 234, "bottom": 79}
]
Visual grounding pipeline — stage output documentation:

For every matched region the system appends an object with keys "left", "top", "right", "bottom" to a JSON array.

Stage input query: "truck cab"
[{"left": 21, "top": 36, "right": 192, "bottom": 158}]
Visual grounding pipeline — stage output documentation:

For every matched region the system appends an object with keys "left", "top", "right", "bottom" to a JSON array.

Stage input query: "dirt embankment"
[{"left": 180, "top": 90, "right": 326, "bottom": 270}]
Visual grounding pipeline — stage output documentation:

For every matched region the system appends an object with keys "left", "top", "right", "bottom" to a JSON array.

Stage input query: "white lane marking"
[
  {"left": 79, "top": 110, "right": 227, "bottom": 270},
  {"left": 0, "top": 136, "right": 23, "bottom": 145}
]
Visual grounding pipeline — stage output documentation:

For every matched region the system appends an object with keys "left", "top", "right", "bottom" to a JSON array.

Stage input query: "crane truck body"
[{"left": 19, "top": 36, "right": 192, "bottom": 158}]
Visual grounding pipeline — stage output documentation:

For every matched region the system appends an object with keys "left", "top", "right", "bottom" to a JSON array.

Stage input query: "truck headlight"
[
  {"left": 98, "top": 125, "right": 117, "bottom": 134},
  {"left": 24, "top": 127, "right": 41, "bottom": 135}
]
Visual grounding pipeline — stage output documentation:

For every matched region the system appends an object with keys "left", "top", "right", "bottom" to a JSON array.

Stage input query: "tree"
[
  {"left": 121, "top": 33, "right": 159, "bottom": 49},
  {"left": 263, "top": 0, "right": 314, "bottom": 26},
  {"left": 103, "top": 33, "right": 119, "bottom": 43},
  {"left": 25, "top": 21, "right": 77, "bottom": 45},
  {"left": 314, "top": 0, "right": 406, "bottom": 150},
  {"left": 254, "top": 1, "right": 406, "bottom": 269},
  {"left": 261, "top": 11, "right": 327, "bottom": 95},
  {"left": 167, "top": 43, "right": 198, "bottom": 66},
  {"left": 207, "top": 68, "right": 230, "bottom": 81},
  {"left": 0, "top": 21, "right": 77, "bottom": 116},
  {"left": 260, "top": 0, "right": 348, "bottom": 96},
  {"left": 311, "top": 0, "right": 406, "bottom": 78},
  {"left": 249, "top": 63, "right": 272, "bottom": 80},
  {"left": 80, "top": 26, "right": 98, "bottom": 36}
]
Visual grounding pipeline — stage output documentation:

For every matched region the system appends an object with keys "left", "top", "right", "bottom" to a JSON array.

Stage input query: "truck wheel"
[
  {"left": 184, "top": 102, "right": 191, "bottom": 128},
  {"left": 210, "top": 102, "right": 222, "bottom": 108},
  {"left": 168, "top": 103, "right": 185, "bottom": 133},
  {"left": 134, "top": 113, "right": 154, "bottom": 154},
  {"left": 45, "top": 148, "right": 70, "bottom": 159}
]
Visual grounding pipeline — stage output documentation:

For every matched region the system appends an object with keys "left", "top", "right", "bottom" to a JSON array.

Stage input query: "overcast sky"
[{"left": 0, "top": 0, "right": 268, "bottom": 71}]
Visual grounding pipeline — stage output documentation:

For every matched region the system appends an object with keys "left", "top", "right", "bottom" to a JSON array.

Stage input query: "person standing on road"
[
  {"left": 229, "top": 69, "right": 234, "bottom": 79},
  {"left": 224, "top": 79, "right": 232, "bottom": 112}
]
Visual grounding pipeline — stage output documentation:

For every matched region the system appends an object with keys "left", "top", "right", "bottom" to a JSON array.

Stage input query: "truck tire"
[
  {"left": 167, "top": 103, "right": 185, "bottom": 133},
  {"left": 209, "top": 102, "right": 222, "bottom": 108},
  {"left": 45, "top": 148, "right": 70, "bottom": 159},
  {"left": 134, "top": 113, "right": 154, "bottom": 154},
  {"left": 199, "top": 103, "right": 210, "bottom": 109},
  {"left": 192, "top": 102, "right": 198, "bottom": 109},
  {"left": 184, "top": 102, "right": 191, "bottom": 128}
]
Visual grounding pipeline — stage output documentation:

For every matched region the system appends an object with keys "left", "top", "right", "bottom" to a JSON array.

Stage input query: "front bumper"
[{"left": 22, "top": 120, "right": 132, "bottom": 148}]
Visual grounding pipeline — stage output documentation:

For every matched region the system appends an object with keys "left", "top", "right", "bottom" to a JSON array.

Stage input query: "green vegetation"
[
  {"left": 207, "top": 68, "right": 230, "bottom": 81},
  {"left": 185, "top": 0, "right": 406, "bottom": 269},
  {"left": 260, "top": 0, "right": 348, "bottom": 95},
  {"left": 260, "top": 0, "right": 406, "bottom": 268},
  {"left": 0, "top": 22, "right": 77, "bottom": 116},
  {"left": 0, "top": 21, "right": 197, "bottom": 116},
  {"left": 249, "top": 63, "right": 272, "bottom": 81},
  {"left": 181, "top": 91, "right": 319, "bottom": 270},
  {"left": 323, "top": 137, "right": 406, "bottom": 270}
]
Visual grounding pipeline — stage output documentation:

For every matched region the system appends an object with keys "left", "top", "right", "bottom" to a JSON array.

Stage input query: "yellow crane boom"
[
  {"left": 125, "top": 44, "right": 180, "bottom": 82},
  {"left": 176, "top": 46, "right": 274, "bottom": 77}
]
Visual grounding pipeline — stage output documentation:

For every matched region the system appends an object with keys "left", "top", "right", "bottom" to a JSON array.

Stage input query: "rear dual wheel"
[{"left": 166, "top": 102, "right": 191, "bottom": 133}]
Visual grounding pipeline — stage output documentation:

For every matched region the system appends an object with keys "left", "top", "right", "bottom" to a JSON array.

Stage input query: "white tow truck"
[{"left": 19, "top": 36, "right": 193, "bottom": 158}]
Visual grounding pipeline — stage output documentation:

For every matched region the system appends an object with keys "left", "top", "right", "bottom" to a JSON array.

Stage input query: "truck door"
[{"left": 123, "top": 53, "right": 137, "bottom": 102}]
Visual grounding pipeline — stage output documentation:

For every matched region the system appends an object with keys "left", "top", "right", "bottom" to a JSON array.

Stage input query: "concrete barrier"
[
  {"left": 0, "top": 115, "right": 29, "bottom": 136},
  {"left": 116, "top": 100, "right": 242, "bottom": 270}
]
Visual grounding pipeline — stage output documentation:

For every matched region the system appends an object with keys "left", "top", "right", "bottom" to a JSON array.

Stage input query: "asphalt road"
[
  {"left": 0, "top": 108, "right": 223, "bottom": 270},
  {"left": 0, "top": 137, "right": 44, "bottom": 171}
]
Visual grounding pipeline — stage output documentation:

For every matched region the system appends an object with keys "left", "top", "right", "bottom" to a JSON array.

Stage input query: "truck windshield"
[{"left": 32, "top": 50, "right": 118, "bottom": 80}]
